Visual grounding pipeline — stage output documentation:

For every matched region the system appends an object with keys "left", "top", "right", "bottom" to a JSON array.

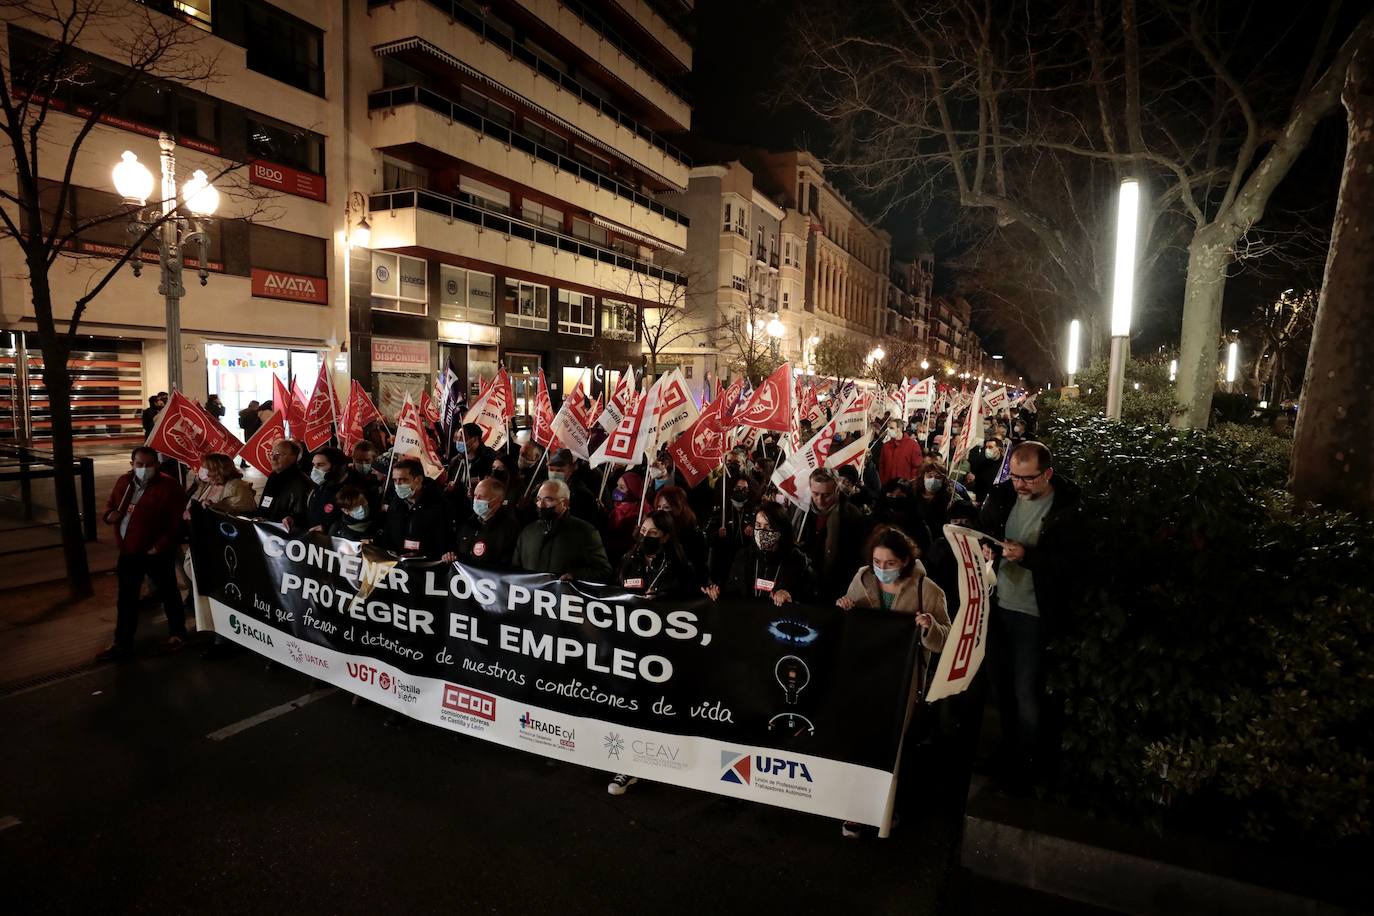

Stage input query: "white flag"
[
  {"left": 590, "top": 381, "right": 661, "bottom": 468},
  {"left": 926, "top": 524, "right": 997, "bottom": 702},
  {"left": 598, "top": 364, "right": 637, "bottom": 433},
  {"left": 906, "top": 376, "right": 935, "bottom": 415},
  {"left": 462, "top": 379, "right": 508, "bottom": 452},
  {"left": 648, "top": 367, "right": 699, "bottom": 453}
]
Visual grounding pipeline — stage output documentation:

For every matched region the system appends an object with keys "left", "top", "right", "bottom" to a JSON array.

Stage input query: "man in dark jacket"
[
  {"left": 546, "top": 448, "right": 600, "bottom": 525},
  {"left": 977, "top": 440, "right": 1082, "bottom": 784},
  {"left": 96, "top": 446, "right": 188, "bottom": 661},
  {"left": 141, "top": 392, "right": 167, "bottom": 436},
  {"left": 376, "top": 458, "right": 451, "bottom": 559},
  {"left": 252, "top": 439, "right": 312, "bottom": 524},
  {"left": 448, "top": 422, "right": 498, "bottom": 495},
  {"left": 451, "top": 477, "right": 521, "bottom": 569},
  {"left": 795, "top": 468, "right": 870, "bottom": 602},
  {"left": 514, "top": 479, "right": 612, "bottom": 581},
  {"left": 966, "top": 436, "right": 1006, "bottom": 504}
]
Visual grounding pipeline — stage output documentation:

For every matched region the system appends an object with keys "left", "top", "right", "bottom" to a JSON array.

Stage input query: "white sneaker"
[{"left": 607, "top": 774, "right": 637, "bottom": 796}]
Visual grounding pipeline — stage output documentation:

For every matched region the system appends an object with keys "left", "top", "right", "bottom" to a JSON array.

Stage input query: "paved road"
[{"left": 0, "top": 646, "right": 974, "bottom": 915}]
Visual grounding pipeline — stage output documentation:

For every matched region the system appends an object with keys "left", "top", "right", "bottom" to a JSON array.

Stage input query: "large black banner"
[{"left": 190, "top": 508, "right": 921, "bottom": 825}]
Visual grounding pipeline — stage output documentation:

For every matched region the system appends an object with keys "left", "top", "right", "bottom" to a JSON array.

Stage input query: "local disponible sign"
[
  {"left": 189, "top": 508, "right": 921, "bottom": 829},
  {"left": 251, "top": 268, "right": 328, "bottom": 305},
  {"left": 248, "top": 160, "right": 327, "bottom": 202},
  {"left": 371, "top": 337, "right": 431, "bottom": 374}
]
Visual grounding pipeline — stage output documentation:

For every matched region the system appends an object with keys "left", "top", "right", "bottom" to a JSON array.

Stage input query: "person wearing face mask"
[
  {"left": 350, "top": 442, "right": 384, "bottom": 507},
  {"left": 916, "top": 459, "right": 971, "bottom": 537},
  {"left": 834, "top": 524, "right": 951, "bottom": 837},
  {"left": 447, "top": 422, "right": 497, "bottom": 494},
  {"left": 651, "top": 485, "right": 706, "bottom": 579},
  {"left": 966, "top": 436, "right": 1006, "bottom": 504},
  {"left": 189, "top": 452, "right": 256, "bottom": 514},
  {"left": 833, "top": 465, "right": 873, "bottom": 511},
  {"left": 708, "top": 501, "right": 816, "bottom": 607},
  {"left": 329, "top": 485, "right": 377, "bottom": 542},
  {"left": 542, "top": 448, "right": 600, "bottom": 525},
  {"left": 97, "top": 446, "right": 189, "bottom": 661},
  {"left": 605, "top": 469, "right": 646, "bottom": 560},
  {"left": 141, "top": 393, "right": 167, "bottom": 435},
  {"left": 878, "top": 416, "right": 923, "bottom": 487},
  {"left": 251, "top": 439, "right": 312, "bottom": 524},
  {"left": 294, "top": 446, "right": 353, "bottom": 532},
  {"left": 618, "top": 510, "right": 697, "bottom": 599},
  {"left": 375, "top": 459, "right": 452, "bottom": 559},
  {"left": 796, "top": 468, "right": 869, "bottom": 603},
  {"left": 977, "top": 440, "right": 1081, "bottom": 787},
  {"left": 450, "top": 476, "right": 520, "bottom": 569},
  {"left": 514, "top": 479, "right": 612, "bottom": 580}
]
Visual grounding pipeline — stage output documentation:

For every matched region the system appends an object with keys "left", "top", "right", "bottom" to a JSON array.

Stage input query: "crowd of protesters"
[{"left": 99, "top": 383, "right": 1075, "bottom": 833}]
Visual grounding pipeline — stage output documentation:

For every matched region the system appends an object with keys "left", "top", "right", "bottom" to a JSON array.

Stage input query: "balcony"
[
  {"left": 610, "top": 0, "right": 692, "bottom": 70},
  {"left": 512, "top": 0, "right": 691, "bottom": 129},
  {"left": 369, "top": 0, "right": 690, "bottom": 190},
  {"left": 369, "top": 85, "right": 688, "bottom": 249},
  {"left": 369, "top": 188, "right": 686, "bottom": 305}
]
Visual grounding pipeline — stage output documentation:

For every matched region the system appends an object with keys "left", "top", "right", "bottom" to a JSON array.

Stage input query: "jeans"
[
  {"left": 115, "top": 551, "right": 186, "bottom": 648},
  {"left": 990, "top": 604, "right": 1045, "bottom": 771}
]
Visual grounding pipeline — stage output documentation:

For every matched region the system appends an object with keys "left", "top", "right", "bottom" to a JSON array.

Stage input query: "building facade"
[
  {"left": 356, "top": 0, "right": 693, "bottom": 419},
  {"left": 0, "top": 0, "right": 346, "bottom": 445}
]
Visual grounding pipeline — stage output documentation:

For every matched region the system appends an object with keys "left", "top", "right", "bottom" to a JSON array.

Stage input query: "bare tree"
[
  {"left": 0, "top": 1, "right": 251, "bottom": 596},
  {"left": 787, "top": 0, "right": 1374, "bottom": 428},
  {"left": 813, "top": 332, "right": 865, "bottom": 392},
  {"left": 1241, "top": 289, "right": 1315, "bottom": 402}
]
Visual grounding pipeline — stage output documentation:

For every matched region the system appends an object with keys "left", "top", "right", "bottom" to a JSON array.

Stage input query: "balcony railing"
[
  {"left": 370, "top": 0, "right": 690, "bottom": 167},
  {"left": 369, "top": 85, "right": 689, "bottom": 228},
  {"left": 770, "top": 252, "right": 780, "bottom": 269},
  {"left": 370, "top": 187, "right": 687, "bottom": 287},
  {"left": 535, "top": 0, "right": 691, "bottom": 104}
]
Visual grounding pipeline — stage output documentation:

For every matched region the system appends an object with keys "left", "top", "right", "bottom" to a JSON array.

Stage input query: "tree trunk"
[
  {"left": 25, "top": 260, "right": 94, "bottom": 599},
  {"left": 1173, "top": 229, "right": 1233, "bottom": 429},
  {"left": 1290, "top": 31, "right": 1374, "bottom": 513}
]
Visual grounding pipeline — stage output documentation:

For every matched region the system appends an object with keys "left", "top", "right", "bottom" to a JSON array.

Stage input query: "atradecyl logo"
[{"left": 720, "top": 750, "right": 751, "bottom": 785}]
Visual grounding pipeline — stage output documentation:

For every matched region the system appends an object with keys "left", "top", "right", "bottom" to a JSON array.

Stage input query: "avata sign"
[{"left": 251, "top": 268, "right": 328, "bottom": 305}]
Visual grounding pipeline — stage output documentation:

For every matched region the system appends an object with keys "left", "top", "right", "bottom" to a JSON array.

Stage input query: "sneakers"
[
  {"left": 94, "top": 644, "right": 131, "bottom": 663},
  {"left": 607, "top": 774, "right": 638, "bottom": 796},
  {"left": 841, "top": 821, "right": 862, "bottom": 839}
]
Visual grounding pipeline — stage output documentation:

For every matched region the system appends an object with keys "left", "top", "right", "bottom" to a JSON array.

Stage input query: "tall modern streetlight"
[
  {"left": 1066, "top": 319, "right": 1081, "bottom": 386},
  {"left": 1225, "top": 341, "right": 1239, "bottom": 392},
  {"left": 112, "top": 134, "right": 219, "bottom": 393},
  {"left": 1106, "top": 179, "right": 1140, "bottom": 420}
]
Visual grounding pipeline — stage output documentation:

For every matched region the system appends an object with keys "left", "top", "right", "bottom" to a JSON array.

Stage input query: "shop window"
[
  {"left": 600, "top": 299, "right": 637, "bottom": 342},
  {"left": 504, "top": 279, "right": 549, "bottom": 330},
  {"left": 247, "top": 117, "right": 324, "bottom": 175},
  {"left": 558, "top": 289, "right": 594, "bottom": 337},
  {"left": 440, "top": 265, "right": 495, "bottom": 324},
  {"left": 249, "top": 223, "right": 326, "bottom": 277},
  {"left": 505, "top": 352, "right": 541, "bottom": 420},
  {"left": 372, "top": 252, "right": 429, "bottom": 316},
  {"left": 244, "top": 0, "right": 323, "bottom": 96}
]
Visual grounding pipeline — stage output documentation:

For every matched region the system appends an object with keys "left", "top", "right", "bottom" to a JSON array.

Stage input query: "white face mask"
[
  {"left": 133, "top": 466, "right": 155, "bottom": 483},
  {"left": 197, "top": 466, "right": 210, "bottom": 482}
]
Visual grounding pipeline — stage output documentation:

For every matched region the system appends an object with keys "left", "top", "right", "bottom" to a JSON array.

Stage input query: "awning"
[{"left": 592, "top": 216, "right": 685, "bottom": 255}]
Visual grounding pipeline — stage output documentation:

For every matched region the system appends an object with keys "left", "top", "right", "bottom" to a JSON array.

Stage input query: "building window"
[
  {"left": 520, "top": 120, "right": 568, "bottom": 155},
  {"left": 459, "top": 176, "right": 510, "bottom": 213},
  {"left": 504, "top": 279, "right": 550, "bottom": 330},
  {"left": 383, "top": 157, "right": 427, "bottom": 191},
  {"left": 600, "top": 299, "right": 637, "bottom": 341},
  {"left": 722, "top": 202, "right": 731, "bottom": 232},
  {"left": 372, "top": 252, "right": 428, "bottom": 315},
  {"left": 571, "top": 217, "right": 609, "bottom": 247},
  {"left": 558, "top": 289, "right": 594, "bottom": 336},
  {"left": 521, "top": 201, "right": 563, "bottom": 231},
  {"left": 247, "top": 117, "right": 324, "bottom": 174},
  {"left": 459, "top": 86, "right": 514, "bottom": 127},
  {"left": 249, "top": 224, "right": 326, "bottom": 277},
  {"left": 440, "top": 265, "right": 495, "bottom": 324},
  {"left": 782, "top": 291, "right": 790, "bottom": 311},
  {"left": 244, "top": 0, "right": 323, "bottom": 96}
]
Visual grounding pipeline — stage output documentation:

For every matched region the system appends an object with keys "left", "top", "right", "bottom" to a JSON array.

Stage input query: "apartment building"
[
  {"left": 357, "top": 0, "right": 694, "bottom": 417},
  {"left": 0, "top": 0, "right": 345, "bottom": 445},
  {"left": 887, "top": 253, "right": 935, "bottom": 352}
]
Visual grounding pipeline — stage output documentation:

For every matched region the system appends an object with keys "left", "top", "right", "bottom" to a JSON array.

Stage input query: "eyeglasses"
[{"left": 1010, "top": 468, "right": 1047, "bottom": 483}]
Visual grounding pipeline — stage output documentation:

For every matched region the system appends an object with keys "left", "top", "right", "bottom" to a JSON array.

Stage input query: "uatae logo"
[{"left": 228, "top": 613, "right": 273, "bottom": 647}]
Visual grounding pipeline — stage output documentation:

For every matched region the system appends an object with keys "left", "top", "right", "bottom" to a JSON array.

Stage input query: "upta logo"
[
  {"left": 228, "top": 614, "right": 274, "bottom": 647},
  {"left": 720, "top": 750, "right": 751, "bottom": 785}
]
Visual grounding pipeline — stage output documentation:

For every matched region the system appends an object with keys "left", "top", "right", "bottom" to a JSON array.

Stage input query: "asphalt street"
[{"left": 0, "top": 644, "right": 982, "bottom": 915}]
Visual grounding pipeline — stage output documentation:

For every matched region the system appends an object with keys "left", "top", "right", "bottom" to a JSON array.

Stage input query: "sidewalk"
[{"left": 0, "top": 453, "right": 265, "bottom": 693}]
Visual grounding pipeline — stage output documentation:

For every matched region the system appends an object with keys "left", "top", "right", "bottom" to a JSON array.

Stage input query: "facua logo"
[
  {"left": 442, "top": 684, "right": 495, "bottom": 722},
  {"left": 228, "top": 613, "right": 274, "bottom": 647},
  {"left": 720, "top": 750, "right": 752, "bottom": 785}
]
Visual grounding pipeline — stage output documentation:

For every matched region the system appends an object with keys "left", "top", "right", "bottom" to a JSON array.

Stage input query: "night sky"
[{"left": 686, "top": 0, "right": 1348, "bottom": 384}]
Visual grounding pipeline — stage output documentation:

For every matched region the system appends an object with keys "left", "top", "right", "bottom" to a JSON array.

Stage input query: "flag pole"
[
  {"left": 636, "top": 455, "right": 650, "bottom": 529},
  {"left": 598, "top": 463, "right": 612, "bottom": 501},
  {"left": 326, "top": 353, "right": 340, "bottom": 449},
  {"left": 522, "top": 445, "right": 549, "bottom": 498}
]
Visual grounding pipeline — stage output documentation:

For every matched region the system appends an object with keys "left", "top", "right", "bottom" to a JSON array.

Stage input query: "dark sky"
[{"left": 685, "top": 0, "right": 1348, "bottom": 384}]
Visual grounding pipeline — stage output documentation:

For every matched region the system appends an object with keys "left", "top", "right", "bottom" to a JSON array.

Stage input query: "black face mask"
[
  {"left": 538, "top": 506, "right": 558, "bottom": 523},
  {"left": 641, "top": 534, "right": 662, "bottom": 553}
]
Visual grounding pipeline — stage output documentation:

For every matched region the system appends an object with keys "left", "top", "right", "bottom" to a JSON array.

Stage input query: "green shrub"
[
  {"left": 1039, "top": 415, "right": 1374, "bottom": 846},
  {"left": 1047, "top": 357, "right": 1180, "bottom": 426}
]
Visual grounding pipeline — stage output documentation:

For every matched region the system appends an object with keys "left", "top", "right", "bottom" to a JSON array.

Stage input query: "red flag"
[
  {"left": 240, "top": 409, "right": 286, "bottom": 476},
  {"left": 302, "top": 362, "right": 340, "bottom": 451},
  {"left": 731, "top": 363, "right": 792, "bottom": 432},
  {"left": 288, "top": 380, "right": 308, "bottom": 437},
  {"left": 420, "top": 390, "right": 440, "bottom": 424},
  {"left": 145, "top": 391, "right": 219, "bottom": 468},
  {"left": 532, "top": 368, "right": 558, "bottom": 449},
  {"left": 394, "top": 394, "right": 445, "bottom": 480},
  {"left": 667, "top": 395, "right": 729, "bottom": 487},
  {"left": 551, "top": 372, "right": 593, "bottom": 458},
  {"left": 496, "top": 366, "right": 516, "bottom": 421},
  {"left": 204, "top": 412, "right": 243, "bottom": 458},
  {"left": 586, "top": 391, "right": 604, "bottom": 430},
  {"left": 477, "top": 373, "right": 493, "bottom": 398},
  {"left": 271, "top": 374, "right": 290, "bottom": 428},
  {"left": 340, "top": 380, "right": 382, "bottom": 452}
]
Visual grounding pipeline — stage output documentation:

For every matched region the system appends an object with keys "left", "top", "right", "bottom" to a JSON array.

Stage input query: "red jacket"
[
  {"left": 105, "top": 470, "right": 185, "bottom": 556},
  {"left": 878, "top": 434, "right": 924, "bottom": 486}
]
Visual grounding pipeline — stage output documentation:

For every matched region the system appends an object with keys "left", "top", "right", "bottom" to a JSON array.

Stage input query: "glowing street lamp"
[
  {"left": 1106, "top": 179, "right": 1140, "bottom": 420},
  {"left": 1067, "top": 319, "right": 1081, "bottom": 385},
  {"left": 1169, "top": 358, "right": 1177, "bottom": 382},
  {"left": 1226, "top": 341, "right": 1239, "bottom": 390}
]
